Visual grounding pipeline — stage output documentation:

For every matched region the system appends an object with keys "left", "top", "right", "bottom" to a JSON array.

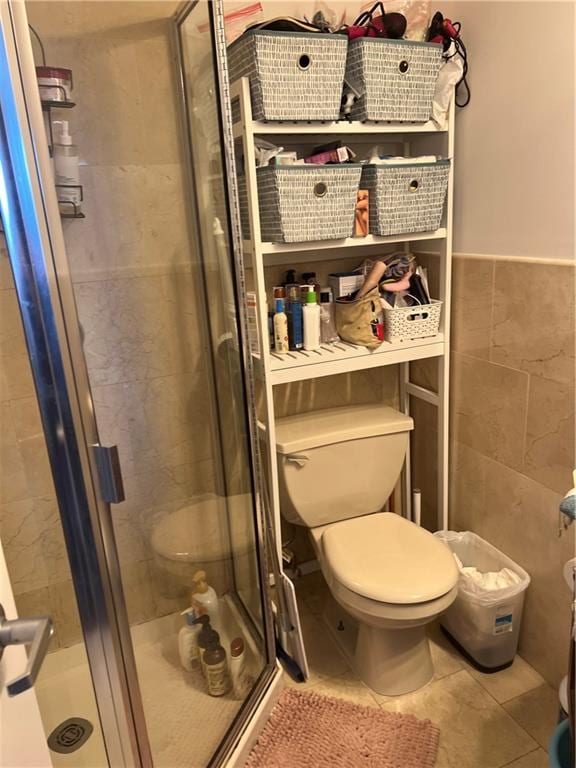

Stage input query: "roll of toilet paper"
[{"left": 563, "top": 558, "right": 576, "bottom": 589}]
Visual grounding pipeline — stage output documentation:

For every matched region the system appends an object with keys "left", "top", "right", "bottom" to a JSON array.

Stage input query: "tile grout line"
[
  {"left": 498, "top": 746, "right": 545, "bottom": 768},
  {"left": 488, "top": 257, "right": 497, "bottom": 364}
]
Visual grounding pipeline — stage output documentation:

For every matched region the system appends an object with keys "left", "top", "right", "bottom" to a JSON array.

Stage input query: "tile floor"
[{"left": 287, "top": 571, "right": 560, "bottom": 768}]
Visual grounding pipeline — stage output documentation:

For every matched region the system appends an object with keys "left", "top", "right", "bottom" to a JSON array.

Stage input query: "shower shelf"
[
  {"left": 38, "top": 73, "right": 86, "bottom": 220},
  {"left": 41, "top": 99, "right": 75, "bottom": 110},
  {"left": 254, "top": 334, "right": 445, "bottom": 385}
]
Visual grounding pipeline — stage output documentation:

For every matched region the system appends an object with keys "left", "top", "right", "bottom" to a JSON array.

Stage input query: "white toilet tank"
[{"left": 276, "top": 405, "right": 413, "bottom": 527}]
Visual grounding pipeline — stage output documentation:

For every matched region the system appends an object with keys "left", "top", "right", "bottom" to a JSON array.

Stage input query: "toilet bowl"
[
  {"left": 150, "top": 493, "right": 255, "bottom": 599},
  {"left": 275, "top": 405, "right": 459, "bottom": 696}
]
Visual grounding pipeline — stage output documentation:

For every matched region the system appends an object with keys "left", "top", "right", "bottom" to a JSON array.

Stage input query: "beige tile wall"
[
  {"left": 447, "top": 255, "right": 575, "bottom": 687},
  {"left": 0, "top": 1, "right": 221, "bottom": 648}
]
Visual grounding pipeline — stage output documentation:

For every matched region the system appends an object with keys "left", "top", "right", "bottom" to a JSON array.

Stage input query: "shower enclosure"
[{"left": 0, "top": 1, "right": 278, "bottom": 765}]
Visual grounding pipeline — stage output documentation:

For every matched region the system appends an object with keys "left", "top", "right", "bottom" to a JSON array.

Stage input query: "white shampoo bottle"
[
  {"left": 191, "top": 570, "right": 222, "bottom": 635},
  {"left": 229, "top": 637, "right": 254, "bottom": 699},
  {"left": 273, "top": 297, "right": 289, "bottom": 353},
  {"left": 52, "top": 120, "right": 81, "bottom": 212},
  {"left": 302, "top": 290, "right": 321, "bottom": 350},
  {"left": 178, "top": 608, "right": 201, "bottom": 671}
]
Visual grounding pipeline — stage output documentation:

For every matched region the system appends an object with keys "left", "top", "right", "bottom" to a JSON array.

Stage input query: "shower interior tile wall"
[
  {"left": 411, "top": 254, "right": 575, "bottom": 688},
  {"left": 0, "top": 1, "right": 222, "bottom": 648}
]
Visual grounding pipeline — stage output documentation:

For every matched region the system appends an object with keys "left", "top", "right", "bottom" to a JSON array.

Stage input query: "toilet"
[
  {"left": 150, "top": 493, "right": 255, "bottom": 599},
  {"left": 276, "top": 404, "right": 459, "bottom": 696}
]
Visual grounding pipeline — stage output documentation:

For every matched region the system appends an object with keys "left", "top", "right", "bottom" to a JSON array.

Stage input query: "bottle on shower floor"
[{"left": 191, "top": 570, "right": 222, "bottom": 635}]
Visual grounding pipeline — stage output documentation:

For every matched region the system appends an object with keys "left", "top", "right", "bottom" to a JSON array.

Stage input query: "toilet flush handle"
[{"left": 286, "top": 454, "right": 309, "bottom": 468}]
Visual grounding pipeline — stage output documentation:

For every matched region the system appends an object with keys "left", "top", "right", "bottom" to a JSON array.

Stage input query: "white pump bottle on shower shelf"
[
  {"left": 191, "top": 570, "right": 222, "bottom": 635},
  {"left": 52, "top": 120, "right": 81, "bottom": 213}
]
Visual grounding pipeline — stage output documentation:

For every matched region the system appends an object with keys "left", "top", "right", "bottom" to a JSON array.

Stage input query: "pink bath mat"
[{"left": 246, "top": 688, "right": 439, "bottom": 767}]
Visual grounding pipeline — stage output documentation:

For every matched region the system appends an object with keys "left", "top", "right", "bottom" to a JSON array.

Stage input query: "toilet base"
[{"left": 323, "top": 597, "right": 434, "bottom": 697}]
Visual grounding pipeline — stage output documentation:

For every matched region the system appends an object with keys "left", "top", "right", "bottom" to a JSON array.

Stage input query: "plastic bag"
[
  {"left": 431, "top": 41, "right": 464, "bottom": 129},
  {"left": 435, "top": 531, "right": 530, "bottom": 607}
]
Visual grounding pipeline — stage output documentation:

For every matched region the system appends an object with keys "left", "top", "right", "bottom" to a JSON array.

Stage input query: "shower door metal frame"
[{"left": 0, "top": 2, "right": 156, "bottom": 765}]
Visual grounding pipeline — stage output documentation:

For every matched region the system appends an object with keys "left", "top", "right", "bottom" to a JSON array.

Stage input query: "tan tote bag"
[{"left": 335, "top": 287, "right": 381, "bottom": 349}]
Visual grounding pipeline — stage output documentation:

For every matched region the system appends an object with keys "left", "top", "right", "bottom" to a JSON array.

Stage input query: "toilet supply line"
[{"left": 412, "top": 489, "right": 422, "bottom": 527}]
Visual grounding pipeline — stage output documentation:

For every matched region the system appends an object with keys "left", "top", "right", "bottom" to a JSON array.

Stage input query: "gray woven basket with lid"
[
  {"left": 239, "top": 164, "right": 362, "bottom": 243},
  {"left": 346, "top": 38, "right": 443, "bottom": 122},
  {"left": 361, "top": 160, "right": 450, "bottom": 236},
  {"left": 227, "top": 30, "right": 348, "bottom": 121}
]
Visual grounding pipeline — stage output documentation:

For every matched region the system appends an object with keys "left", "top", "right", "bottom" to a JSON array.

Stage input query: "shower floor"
[{"left": 36, "top": 596, "right": 261, "bottom": 767}]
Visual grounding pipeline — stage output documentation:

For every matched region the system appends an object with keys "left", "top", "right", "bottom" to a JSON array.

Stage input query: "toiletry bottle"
[
  {"left": 303, "top": 290, "right": 321, "bottom": 350},
  {"left": 229, "top": 637, "right": 254, "bottom": 699},
  {"left": 191, "top": 570, "right": 222, "bottom": 634},
  {"left": 319, "top": 288, "right": 339, "bottom": 343},
  {"left": 178, "top": 607, "right": 201, "bottom": 671},
  {"left": 302, "top": 272, "right": 321, "bottom": 302},
  {"left": 52, "top": 120, "right": 81, "bottom": 212},
  {"left": 267, "top": 303, "right": 275, "bottom": 350},
  {"left": 194, "top": 615, "right": 221, "bottom": 679},
  {"left": 273, "top": 298, "right": 289, "bottom": 353},
  {"left": 286, "top": 284, "right": 303, "bottom": 351},
  {"left": 203, "top": 637, "right": 231, "bottom": 696}
]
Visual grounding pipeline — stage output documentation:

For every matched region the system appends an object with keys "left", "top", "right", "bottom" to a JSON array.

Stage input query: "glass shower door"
[
  {"left": 176, "top": 0, "right": 267, "bottom": 633},
  {"left": 2, "top": 0, "right": 275, "bottom": 765}
]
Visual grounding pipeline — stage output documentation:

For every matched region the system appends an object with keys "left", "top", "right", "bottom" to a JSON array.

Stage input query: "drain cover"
[{"left": 48, "top": 718, "right": 93, "bottom": 754}]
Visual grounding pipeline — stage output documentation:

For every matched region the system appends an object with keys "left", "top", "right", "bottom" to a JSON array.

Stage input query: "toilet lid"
[{"left": 322, "top": 513, "right": 458, "bottom": 604}]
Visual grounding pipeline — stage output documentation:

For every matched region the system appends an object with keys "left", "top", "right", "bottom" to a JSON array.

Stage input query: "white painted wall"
[{"left": 442, "top": 1, "right": 575, "bottom": 260}]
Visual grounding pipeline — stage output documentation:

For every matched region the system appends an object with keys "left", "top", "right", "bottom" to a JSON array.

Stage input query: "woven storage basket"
[
  {"left": 227, "top": 30, "right": 348, "bottom": 121},
  {"left": 361, "top": 160, "right": 450, "bottom": 236},
  {"left": 384, "top": 299, "right": 442, "bottom": 342},
  {"left": 345, "top": 38, "right": 443, "bottom": 122},
  {"left": 241, "top": 164, "right": 362, "bottom": 243}
]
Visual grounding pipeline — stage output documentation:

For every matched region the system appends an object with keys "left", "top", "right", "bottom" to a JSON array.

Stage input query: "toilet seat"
[{"left": 321, "top": 512, "right": 458, "bottom": 605}]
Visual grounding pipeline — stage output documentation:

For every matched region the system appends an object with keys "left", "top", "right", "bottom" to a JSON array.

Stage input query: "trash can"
[
  {"left": 549, "top": 719, "right": 572, "bottom": 768},
  {"left": 434, "top": 531, "right": 531, "bottom": 672}
]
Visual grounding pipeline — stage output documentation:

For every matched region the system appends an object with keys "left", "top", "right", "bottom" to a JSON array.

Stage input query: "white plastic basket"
[{"left": 383, "top": 299, "right": 442, "bottom": 343}]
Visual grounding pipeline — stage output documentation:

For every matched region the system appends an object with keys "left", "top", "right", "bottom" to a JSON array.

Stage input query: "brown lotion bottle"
[
  {"left": 203, "top": 637, "right": 230, "bottom": 696},
  {"left": 194, "top": 615, "right": 219, "bottom": 679}
]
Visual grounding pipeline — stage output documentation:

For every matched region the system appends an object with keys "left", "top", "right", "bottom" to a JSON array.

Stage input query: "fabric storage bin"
[
  {"left": 227, "top": 30, "right": 348, "bottom": 122},
  {"left": 361, "top": 160, "right": 450, "bottom": 236},
  {"left": 383, "top": 299, "right": 441, "bottom": 342},
  {"left": 242, "top": 164, "right": 362, "bottom": 243},
  {"left": 345, "top": 38, "right": 443, "bottom": 122},
  {"left": 434, "top": 531, "right": 530, "bottom": 671}
]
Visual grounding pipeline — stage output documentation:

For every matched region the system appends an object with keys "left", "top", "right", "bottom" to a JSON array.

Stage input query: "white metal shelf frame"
[{"left": 232, "top": 76, "right": 454, "bottom": 539}]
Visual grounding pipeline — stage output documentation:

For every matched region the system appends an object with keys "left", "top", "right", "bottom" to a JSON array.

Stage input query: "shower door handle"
[
  {"left": 92, "top": 444, "right": 125, "bottom": 504},
  {"left": 0, "top": 603, "right": 53, "bottom": 696}
]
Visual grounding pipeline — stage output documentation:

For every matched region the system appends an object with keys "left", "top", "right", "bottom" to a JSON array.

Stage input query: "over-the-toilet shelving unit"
[{"left": 231, "top": 76, "right": 454, "bottom": 557}]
